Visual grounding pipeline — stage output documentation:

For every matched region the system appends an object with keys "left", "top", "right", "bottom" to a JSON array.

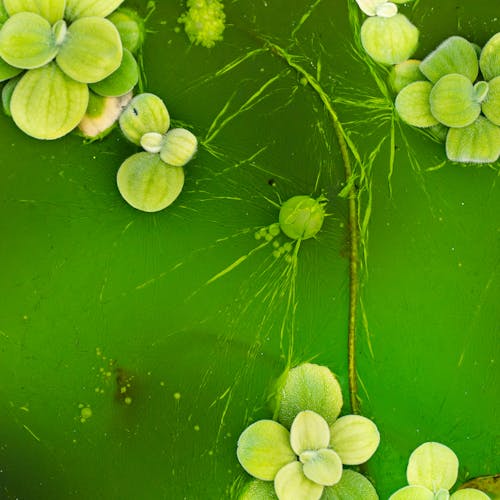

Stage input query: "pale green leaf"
[
  {"left": 321, "top": 470, "right": 379, "bottom": 500},
  {"left": 56, "top": 17, "right": 122, "bottom": 83},
  {"left": 89, "top": 48, "right": 138, "bottom": 97},
  {"left": 482, "top": 76, "right": 500, "bottom": 126},
  {"left": 429, "top": 74, "right": 480, "bottom": 128},
  {"left": 64, "top": 0, "right": 124, "bottom": 21},
  {"left": 108, "top": 7, "right": 145, "bottom": 54},
  {"left": 274, "top": 461, "right": 324, "bottom": 500},
  {"left": 388, "top": 485, "right": 434, "bottom": 500},
  {"left": 395, "top": 81, "right": 438, "bottom": 128},
  {"left": 290, "top": 410, "right": 331, "bottom": 455},
  {"left": 3, "top": 0, "right": 65, "bottom": 24},
  {"left": 1, "top": 73, "right": 21, "bottom": 116},
  {"left": 116, "top": 153, "right": 185, "bottom": 213},
  {"left": 277, "top": 364, "right": 343, "bottom": 428},
  {"left": 450, "top": 489, "right": 491, "bottom": 500},
  {"left": 0, "top": 56, "right": 22, "bottom": 81},
  {"left": 435, "top": 489, "right": 451, "bottom": 500},
  {"left": 278, "top": 196, "right": 326, "bottom": 241},
  {"left": 446, "top": 116, "right": 500, "bottom": 164},
  {"left": 406, "top": 442, "right": 459, "bottom": 492},
  {"left": 329, "top": 415, "right": 380, "bottom": 466},
  {"left": 479, "top": 32, "right": 500, "bottom": 81},
  {"left": 141, "top": 132, "right": 164, "bottom": 154},
  {"left": 389, "top": 59, "right": 425, "bottom": 93},
  {"left": 420, "top": 36, "right": 479, "bottom": 83},
  {"left": 300, "top": 448, "right": 342, "bottom": 486},
  {"left": 119, "top": 93, "right": 170, "bottom": 145},
  {"left": 239, "top": 479, "right": 278, "bottom": 500},
  {"left": 0, "top": 12, "right": 57, "bottom": 69},
  {"left": 10, "top": 62, "right": 88, "bottom": 139},
  {"left": 160, "top": 128, "right": 198, "bottom": 167},
  {"left": 236, "top": 420, "right": 295, "bottom": 481},
  {"left": 360, "top": 14, "right": 419, "bottom": 65},
  {"left": 354, "top": 0, "right": 387, "bottom": 16}
]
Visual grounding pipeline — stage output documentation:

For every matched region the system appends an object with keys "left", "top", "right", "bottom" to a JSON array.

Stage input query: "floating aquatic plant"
[
  {"left": 278, "top": 195, "right": 327, "bottom": 241},
  {"left": 236, "top": 363, "right": 380, "bottom": 499},
  {"left": 0, "top": 0, "right": 144, "bottom": 139},
  {"left": 178, "top": 0, "right": 226, "bottom": 49},
  {"left": 394, "top": 34, "right": 500, "bottom": 163},
  {"left": 389, "top": 442, "right": 490, "bottom": 499}
]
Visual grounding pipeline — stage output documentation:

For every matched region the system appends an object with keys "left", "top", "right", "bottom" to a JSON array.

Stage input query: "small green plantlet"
[
  {"left": 237, "top": 363, "right": 379, "bottom": 499},
  {"left": 178, "top": 0, "right": 226, "bottom": 49},
  {"left": 116, "top": 152, "right": 185, "bottom": 212},
  {"left": 389, "top": 442, "right": 490, "bottom": 500},
  {"left": 389, "top": 59, "right": 425, "bottom": 93},
  {"left": 108, "top": 7, "right": 146, "bottom": 54},
  {"left": 279, "top": 195, "right": 326, "bottom": 241},
  {"left": 160, "top": 128, "right": 198, "bottom": 167}
]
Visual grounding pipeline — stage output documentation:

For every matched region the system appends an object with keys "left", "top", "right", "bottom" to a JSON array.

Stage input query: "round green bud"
[
  {"left": 279, "top": 196, "right": 326, "bottom": 241},
  {"left": 117, "top": 152, "right": 185, "bottom": 212},
  {"left": 141, "top": 132, "right": 164, "bottom": 153},
  {"left": 160, "top": 128, "right": 198, "bottom": 167}
]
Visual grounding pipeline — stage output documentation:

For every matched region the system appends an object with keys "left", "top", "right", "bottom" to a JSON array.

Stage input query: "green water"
[{"left": 0, "top": 0, "right": 498, "bottom": 498}]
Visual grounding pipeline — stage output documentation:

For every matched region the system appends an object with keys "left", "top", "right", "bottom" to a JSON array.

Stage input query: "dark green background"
[{"left": 0, "top": 0, "right": 498, "bottom": 498}]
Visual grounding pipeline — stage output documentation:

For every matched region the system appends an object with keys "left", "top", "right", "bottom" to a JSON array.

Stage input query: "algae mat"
[{"left": 0, "top": 0, "right": 498, "bottom": 498}]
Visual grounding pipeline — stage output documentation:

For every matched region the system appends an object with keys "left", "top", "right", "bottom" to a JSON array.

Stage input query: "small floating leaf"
[
  {"left": 279, "top": 195, "right": 326, "bottom": 240},
  {"left": 389, "top": 59, "right": 425, "bottom": 93},
  {"left": 116, "top": 152, "right": 184, "bottom": 212},
  {"left": 406, "top": 442, "right": 459, "bottom": 491},
  {"left": 389, "top": 485, "right": 434, "bottom": 500},
  {"left": 64, "top": 0, "right": 124, "bottom": 21},
  {"left": 0, "top": 12, "right": 57, "bottom": 69},
  {"left": 322, "top": 470, "right": 379, "bottom": 500},
  {"left": 2, "top": 74, "right": 22, "bottom": 116},
  {"left": 300, "top": 448, "right": 343, "bottom": 486},
  {"left": 479, "top": 32, "right": 500, "bottom": 81},
  {"left": 160, "top": 128, "right": 198, "bottom": 167},
  {"left": 354, "top": 0, "right": 387, "bottom": 16},
  {"left": 239, "top": 479, "right": 278, "bottom": 500},
  {"left": 108, "top": 7, "right": 145, "bottom": 54},
  {"left": 429, "top": 74, "right": 480, "bottom": 128},
  {"left": 420, "top": 36, "right": 478, "bottom": 83},
  {"left": 459, "top": 475, "right": 500, "bottom": 498},
  {"left": 472, "top": 81, "right": 489, "bottom": 103},
  {"left": 3, "top": 0, "right": 65, "bottom": 24},
  {"left": 89, "top": 48, "right": 138, "bottom": 97},
  {"left": 57, "top": 17, "right": 122, "bottom": 84},
  {"left": 450, "top": 490, "right": 491, "bottom": 499},
  {"left": 329, "top": 415, "right": 380, "bottom": 465},
  {"left": 360, "top": 14, "right": 419, "bottom": 65},
  {"left": 395, "top": 81, "right": 437, "bottom": 127},
  {"left": 375, "top": 2, "right": 398, "bottom": 18},
  {"left": 290, "top": 411, "right": 330, "bottom": 455},
  {"left": 10, "top": 62, "right": 88, "bottom": 139},
  {"left": 119, "top": 93, "right": 170, "bottom": 145},
  {"left": 274, "top": 461, "right": 324, "bottom": 500},
  {"left": 446, "top": 116, "right": 500, "bottom": 163},
  {"left": 0, "top": 57, "right": 22, "bottom": 82},
  {"left": 236, "top": 420, "right": 295, "bottom": 481},
  {"left": 482, "top": 76, "right": 500, "bottom": 126},
  {"left": 277, "top": 363, "right": 343, "bottom": 428},
  {"left": 141, "top": 132, "right": 164, "bottom": 153}
]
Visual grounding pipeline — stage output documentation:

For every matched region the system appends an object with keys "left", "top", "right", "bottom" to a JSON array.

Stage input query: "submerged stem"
[{"left": 266, "top": 41, "right": 361, "bottom": 414}]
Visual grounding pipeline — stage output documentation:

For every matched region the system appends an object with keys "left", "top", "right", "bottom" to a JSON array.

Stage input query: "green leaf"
[
  {"left": 395, "top": 81, "right": 438, "bottom": 128},
  {"left": 274, "top": 461, "right": 324, "bottom": 500},
  {"left": 354, "top": 0, "right": 389, "bottom": 16},
  {"left": 406, "top": 442, "right": 459, "bottom": 492},
  {"left": 360, "top": 14, "right": 419, "bottom": 65},
  {"left": 0, "top": 12, "right": 57, "bottom": 69},
  {"left": 56, "top": 17, "right": 122, "bottom": 84},
  {"left": 236, "top": 419, "right": 295, "bottom": 481},
  {"left": 116, "top": 152, "right": 185, "bottom": 213},
  {"left": 482, "top": 76, "right": 500, "bottom": 126},
  {"left": 429, "top": 74, "right": 480, "bottom": 128},
  {"left": 389, "top": 59, "right": 425, "bottom": 93},
  {"left": 420, "top": 36, "right": 479, "bottom": 83},
  {"left": 300, "top": 448, "right": 342, "bottom": 486},
  {"left": 290, "top": 410, "right": 331, "bottom": 454},
  {"left": 10, "top": 62, "right": 88, "bottom": 139},
  {"left": 108, "top": 7, "right": 145, "bottom": 54},
  {"left": 446, "top": 116, "right": 500, "bottom": 163},
  {"left": 119, "top": 93, "right": 170, "bottom": 145},
  {"left": 277, "top": 363, "right": 343, "bottom": 428},
  {"left": 458, "top": 475, "right": 500, "bottom": 498},
  {"left": 239, "top": 479, "right": 278, "bottom": 499},
  {"left": 389, "top": 485, "right": 434, "bottom": 500},
  {"left": 322, "top": 470, "right": 379, "bottom": 500},
  {"left": 160, "top": 128, "right": 198, "bottom": 167},
  {"left": 278, "top": 196, "right": 326, "bottom": 240},
  {"left": 89, "top": 48, "right": 138, "bottom": 97},
  {"left": 479, "top": 32, "right": 500, "bottom": 81},
  {"left": 450, "top": 490, "right": 491, "bottom": 500},
  {"left": 1, "top": 73, "right": 22, "bottom": 116},
  {"left": 329, "top": 415, "right": 380, "bottom": 466},
  {"left": 0, "top": 56, "right": 22, "bottom": 81},
  {"left": 64, "top": 0, "right": 124, "bottom": 21},
  {"left": 3, "top": 0, "right": 65, "bottom": 24}
]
